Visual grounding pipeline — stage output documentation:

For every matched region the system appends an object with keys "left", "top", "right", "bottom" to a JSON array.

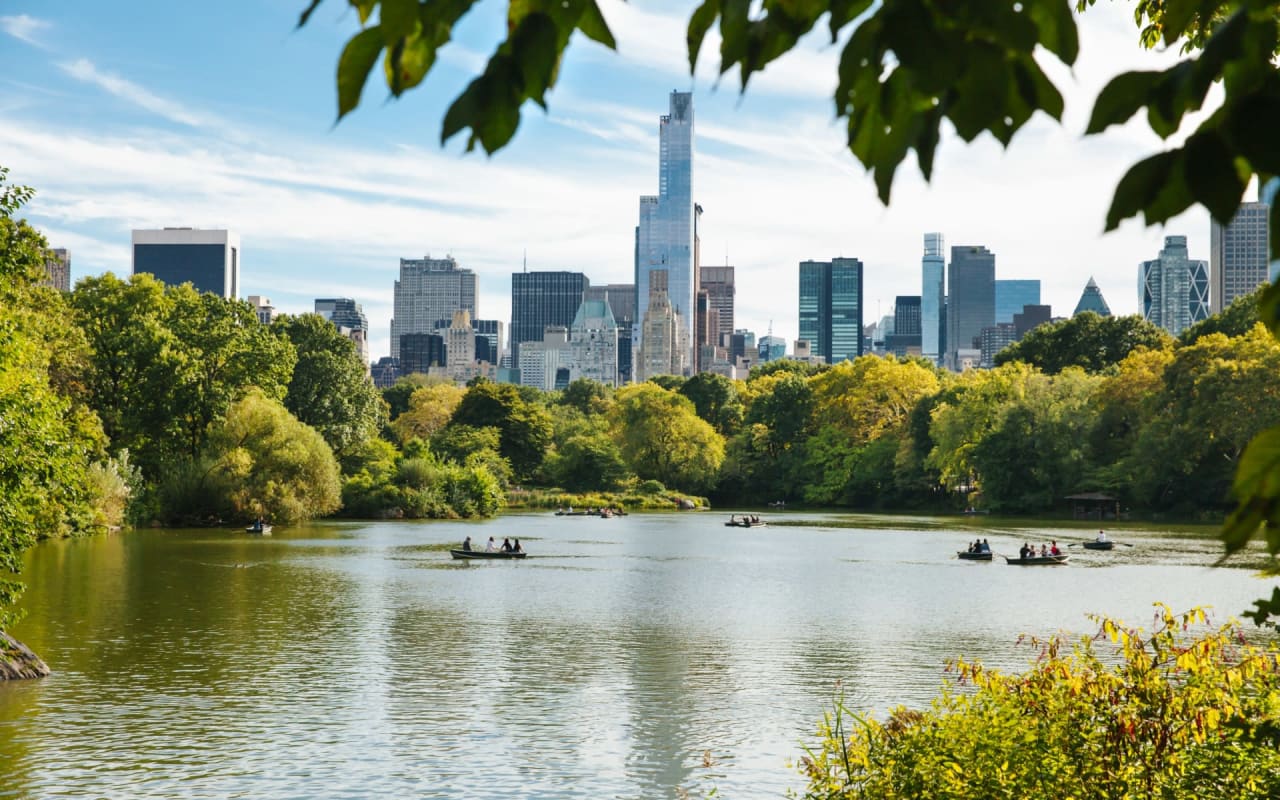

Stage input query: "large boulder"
[{"left": 0, "top": 632, "right": 49, "bottom": 680}]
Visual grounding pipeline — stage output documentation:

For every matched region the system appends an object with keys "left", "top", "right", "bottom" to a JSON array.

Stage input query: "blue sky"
[{"left": 1, "top": 0, "right": 1211, "bottom": 360}]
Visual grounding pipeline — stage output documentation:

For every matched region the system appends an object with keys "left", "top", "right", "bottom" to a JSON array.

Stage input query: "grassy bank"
[{"left": 507, "top": 487, "right": 709, "bottom": 511}]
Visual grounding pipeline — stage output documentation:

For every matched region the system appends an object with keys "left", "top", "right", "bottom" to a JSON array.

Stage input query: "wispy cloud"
[
  {"left": 58, "top": 58, "right": 225, "bottom": 129},
  {"left": 0, "top": 14, "right": 50, "bottom": 47}
]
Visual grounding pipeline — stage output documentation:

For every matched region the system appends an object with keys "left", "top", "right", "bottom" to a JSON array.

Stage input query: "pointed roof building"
[{"left": 1073, "top": 277, "right": 1112, "bottom": 317}]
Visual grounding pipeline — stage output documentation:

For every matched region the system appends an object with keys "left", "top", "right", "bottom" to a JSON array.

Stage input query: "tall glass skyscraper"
[
  {"left": 946, "top": 245, "right": 996, "bottom": 370},
  {"left": 510, "top": 271, "right": 589, "bottom": 364},
  {"left": 994, "top": 279, "right": 1041, "bottom": 323},
  {"left": 921, "top": 233, "right": 945, "bottom": 364},
  {"left": 635, "top": 92, "right": 695, "bottom": 371},
  {"left": 799, "top": 257, "right": 864, "bottom": 364},
  {"left": 1140, "top": 235, "right": 1209, "bottom": 336},
  {"left": 133, "top": 228, "right": 240, "bottom": 299}
]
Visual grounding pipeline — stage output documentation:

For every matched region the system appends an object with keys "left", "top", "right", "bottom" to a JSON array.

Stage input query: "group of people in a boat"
[
  {"left": 461, "top": 536, "right": 524, "bottom": 553},
  {"left": 731, "top": 514, "right": 762, "bottom": 524},
  {"left": 966, "top": 539, "right": 991, "bottom": 553},
  {"left": 1019, "top": 541, "right": 1062, "bottom": 559}
]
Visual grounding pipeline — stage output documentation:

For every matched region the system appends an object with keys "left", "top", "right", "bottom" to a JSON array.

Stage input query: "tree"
[
  {"left": 678, "top": 372, "right": 745, "bottom": 436},
  {"left": 272, "top": 313, "right": 386, "bottom": 466},
  {"left": 1180, "top": 284, "right": 1266, "bottom": 344},
  {"left": 382, "top": 373, "right": 438, "bottom": 420},
  {"left": 391, "top": 381, "right": 466, "bottom": 443},
  {"left": 994, "top": 312, "right": 1172, "bottom": 374},
  {"left": 450, "top": 381, "right": 552, "bottom": 481},
  {"left": 0, "top": 168, "right": 108, "bottom": 629},
  {"left": 560, "top": 377, "right": 612, "bottom": 416},
  {"left": 162, "top": 389, "right": 342, "bottom": 525},
  {"left": 927, "top": 363, "right": 1038, "bottom": 497},
  {"left": 549, "top": 433, "right": 631, "bottom": 492},
  {"left": 611, "top": 383, "right": 724, "bottom": 494}
]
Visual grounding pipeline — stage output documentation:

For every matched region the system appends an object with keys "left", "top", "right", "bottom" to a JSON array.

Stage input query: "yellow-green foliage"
[{"left": 801, "top": 604, "right": 1280, "bottom": 800}]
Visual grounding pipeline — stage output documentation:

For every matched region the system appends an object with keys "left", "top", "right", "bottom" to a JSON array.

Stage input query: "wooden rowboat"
[
  {"left": 1003, "top": 554, "right": 1069, "bottom": 566},
  {"left": 1082, "top": 541, "right": 1115, "bottom": 551},
  {"left": 450, "top": 549, "right": 527, "bottom": 560},
  {"left": 957, "top": 551, "right": 992, "bottom": 561}
]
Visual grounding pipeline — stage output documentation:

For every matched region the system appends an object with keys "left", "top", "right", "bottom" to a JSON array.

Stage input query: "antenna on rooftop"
[{"left": 523, "top": 249, "right": 527, "bottom": 273}]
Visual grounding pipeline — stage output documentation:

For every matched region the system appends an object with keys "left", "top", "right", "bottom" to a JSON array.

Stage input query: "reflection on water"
[{"left": 1, "top": 514, "right": 1276, "bottom": 798}]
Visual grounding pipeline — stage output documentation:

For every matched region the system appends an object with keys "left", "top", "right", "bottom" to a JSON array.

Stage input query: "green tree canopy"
[
  {"left": 1180, "top": 283, "right": 1267, "bottom": 344},
  {"left": 677, "top": 372, "right": 745, "bottom": 436},
  {"left": 995, "top": 312, "right": 1172, "bottom": 374},
  {"left": 611, "top": 383, "right": 724, "bottom": 494},
  {"left": 450, "top": 381, "right": 552, "bottom": 481},
  {"left": 273, "top": 313, "right": 386, "bottom": 465}
]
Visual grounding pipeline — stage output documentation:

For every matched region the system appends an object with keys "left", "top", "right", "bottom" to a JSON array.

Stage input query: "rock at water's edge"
[{"left": 1, "top": 632, "right": 50, "bottom": 680}]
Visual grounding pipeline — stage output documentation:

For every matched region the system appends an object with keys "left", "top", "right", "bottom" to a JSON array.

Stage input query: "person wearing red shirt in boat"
[{"left": 1050, "top": 541, "right": 1061, "bottom": 556}]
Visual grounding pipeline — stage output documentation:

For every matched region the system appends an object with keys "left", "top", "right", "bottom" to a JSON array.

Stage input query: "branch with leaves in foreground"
[{"left": 298, "top": 0, "right": 1280, "bottom": 621}]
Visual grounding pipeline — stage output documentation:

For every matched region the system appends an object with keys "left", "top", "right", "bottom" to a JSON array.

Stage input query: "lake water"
[{"left": 2, "top": 512, "right": 1276, "bottom": 798}]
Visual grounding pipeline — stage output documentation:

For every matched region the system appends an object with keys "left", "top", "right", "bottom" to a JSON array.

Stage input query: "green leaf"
[
  {"left": 577, "top": 0, "right": 616, "bottom": 49},
  {"left": 718, "top": 0, "right": 749, "bottom": 78},
  {"left": 1158, "top": 0, "right": 1202, "bottom": 46},
  {"left": 379, "top": 0, "right": 421, "bottom": 44},
  {"left": 828, "top": 0, "right": 873, "bottom": 42},
  {"left": 385, "top": 32, "right": 436, "bottom": 95},
  {"left": 298, "top": 0, "right": 325, "bottom": 28},
  {"left": 1104, "top": 151, "right": 1178, "bottom": 230},
  {"left": 510, "top": 13, "right": 560, "bottom": 107},
  {"left": 1086, "top": 70, "right": 1162, "bottom": 134},
  {"left": 1183, "top": 129, "right": 1244, "bottom": 225},
  {"left": 336, "top": 26, "right": 385, "bottom": 120},
  {"left": 688, "top": 0, "right": 720, "bottom": 74},
  {"left": 1223, "top": 426, "right": 1280, "bottom": 556},
  {"left": 349, "top": 0, "right": 378, "bottom": 26},
  {"left": 1026, "top": 0, "right": 1079, "bottom": 64}
]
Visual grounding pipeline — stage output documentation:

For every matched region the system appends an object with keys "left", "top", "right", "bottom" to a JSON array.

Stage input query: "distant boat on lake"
[
  {"left": 450, "top": 549, "right": 527, "bottom": 560},
  {"left": 1003, "top": 554, "right": 1068, "bottom": 566}
]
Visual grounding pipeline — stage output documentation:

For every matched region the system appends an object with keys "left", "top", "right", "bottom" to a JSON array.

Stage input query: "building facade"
[
  {"left": 399, "top": 332, "right": 447, "bottom": 376},
  {"left": 887, "top": 295, "right": 923, "bottom": 357},
  {"left": 1210, "top": 200, "right": 1270, "bottom": 313},
  {"left": 390, "top": 256, "right": 476, "bottom": 360},
  {"left": 1013, "top": 304, "right": 1052, "bottom": 338},
  {"left": 1073, "top": 277, "right": 1112, "bottom": 316},
  {"left": 799, "top": 257, "right": 864, "bottom": 365},
  {"left": 132, "top": 228, "right": 240, "bottom": 299},
  {"left": 635, "top": 91, "right": 695, "bottom": 370},
  {"left": 43, "top": 248, "right": 70, "bottom": 292},
  {"left": 584, "top": 283, "right": 635, "bottom": 382},
  {"left": 315, "top": 297, "right": 370, "bottom": 365},
  {"left": 945, "top": 245, "right": 996, "bottom": 370},
  {"left": 510, "top": 271, "right": 589, "bottom": 365},
  {"left": 921, "top": 233, "right": 945, "bottom": 364},
  {"left": 1139, "top": 235, "right": 1210, "bottom": 336},
  {"left": 979, "top": 323, "right": 1018, "bottom": 367},
  {"left": 994, "top": 279, "right": 1041, "bottom": 324},
  {"left": 636, "top": 271, "right": 689, "bottom": 380},
  {"left": 518, "top": 328, "right": 571, "bottom": 392},
  {"left": 757, "top": 335, "right": 786, "bottom": 362},
  {"left": 697, "top": 265, "right": 735, "bottom": 366},
  {"left": 568, "top": 299, "right": 620, "bottom": 386},
  {"left": 246, "top": 295, "right": 278, "bottom": 325}
]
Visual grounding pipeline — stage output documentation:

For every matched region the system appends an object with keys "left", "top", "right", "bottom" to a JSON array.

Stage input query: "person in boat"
[
  {"left": 462, "top": 536, "right": 472, "bottom": 552},
  {"left": 512, "top": 538, "right": 523, "bottom": 553},
  {"left": 486, "top": 536, "right": 498, "bottom": 552},
  {"left": 1039, "top": 544, "right": 1049, "bottom": 557},
  {"left": 968, "top": 540, "right": 978, "bottom": 553},
  {"left": 1050, "top": 540, "right": 1061, "bottom": 556},
  {"left": 1097, "top": 530, "right": 1108, "bottom": 543},
  {"left": 1019, "top": 543, "right": 1030, "bottom": 559},
  {"left": 501, "top": 537, "right": 512, "bottom": 552},
  {"left": 980, "top": 538, "right": 990, "bottom": 553}
]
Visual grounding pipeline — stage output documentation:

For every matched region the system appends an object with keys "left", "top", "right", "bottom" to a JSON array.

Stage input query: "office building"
[
  {"left": 758, "top": 335, "right": 786, "bottom": 362},
  {"left": 315, "top": 297, "right": 370, "bottom": 364},
  {"left": 921, "top": 233, "right": 945, "bottom": 363},
  {"left": 979, "top": 323, "right": 1018, "bottom": 367},
  {"left": 945, "top": 245, "right": 996, "bottom": 370},
  {"left": 442, "top": 310, "right": 477, "bottom": 383},
  {"left": 887, "top": 295, "right": 923, "bottom": 357},
  {"left": 995, "top": 279, "right": 1041, "bottom": 324},
  {"left": 519, "top": 327, "right": 571, "bottom": 392},
  {"left": 390, "top": 256, "right": 476, "bottom": 359},
  {"left": 568, "top": 299, "right": 620, "bottom": 386},
  {"left": 697, "top": 265, "right": 735, "bottom": 369},
  {"left": 132, "top": 228, "right": 240, "bottom": 298},
  {"left": 246, "top": 295, "right": 278, "bottom": 325},
  {"left": 636, "top": 270, "right": 689, "bottom": 380},
  {"left": 635, "top": 92, "right": 695, "bottom": 370},
  {"left": 510, "top": 271, "right": 589, "bottom": 364},
  {"left": 1073, "top": 277, "right": 1112, "bottom": 317},
  {"left": 1013, "top": 304, "right": 1052, "bottom": 338},
  {"left": 1210, "top": 200, "right": 1270, "bottom": 313},
  {"left": 42, "top": 248, "right": 70, "bottom": 292},
  {"left": 1139, "top": 235, "right": 1210, "bottom": 336},
  {"left": 584, "top": 283, "right": 635, "bottom": 382},
  {"left": 433, "top": 317, "right": 503, "bottom": 364},
  {"left": 399, "top": 332, "right": 447, "bottom": 376},
  {"left": 370, "top": 356, "right": 400, "bottom": 389},
  {"left": 799, "top": 257, "right": 864, "bottom": 365}
]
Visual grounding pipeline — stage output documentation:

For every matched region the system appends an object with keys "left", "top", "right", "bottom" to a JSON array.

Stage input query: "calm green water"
[{"left": 1, "top": 512, "right": 1275, "bottom": 798}]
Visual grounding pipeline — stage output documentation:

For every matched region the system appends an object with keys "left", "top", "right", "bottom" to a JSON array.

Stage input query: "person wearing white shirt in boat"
[
  {"left": 486, "top": 536, "right": 498, "bottom": 552},
  {"left": 1097, "top": 530, "right": 1107, "bottom": 543}
]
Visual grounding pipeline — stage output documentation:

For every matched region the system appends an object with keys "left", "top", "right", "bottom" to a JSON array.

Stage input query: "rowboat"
[
  {"left": 450, "top": 549, "right": 527, "bottom": 560},
  {"left": 725, "top": 516, "right": 766, "bottom": 528},
  {"left": 245, "top": 524, "right": 272, "bottom": 535},
  {"left": 1082, "top": 541, "right": 1114, "bottom": 551},
  {"left": 957, "top": 551, "right": 992, "bottom": 561},
  {"left": 1003, "top": 554, "right": 1069, "bottom": 566}
]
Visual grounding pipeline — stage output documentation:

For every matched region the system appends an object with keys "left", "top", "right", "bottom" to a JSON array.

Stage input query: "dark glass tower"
[
  {"left": 945, "top": 245, "right": 995, "bottom": 369},
  {"left": 510, "top": 271, "right": 589, "bottom": 363},
  {"left": 798, "top": 257, "right": 864, "bottom": 364}
]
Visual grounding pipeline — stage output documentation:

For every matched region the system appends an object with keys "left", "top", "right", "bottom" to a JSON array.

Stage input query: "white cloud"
[
  {"left": 0, "top": 14, "right": 50, "bottom": 47},
  {"left": 58, "top": 58, "right": 225, "bottom": 129}
]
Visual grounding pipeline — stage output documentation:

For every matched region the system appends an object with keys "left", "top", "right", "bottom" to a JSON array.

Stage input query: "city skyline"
[{"left": 0, "top": 1, "right": 1217, "bottom": 361}]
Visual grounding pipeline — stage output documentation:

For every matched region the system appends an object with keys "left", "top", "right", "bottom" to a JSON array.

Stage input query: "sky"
[{"left": 0, "top": 0, "right": 1216, "bottom": 361}]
